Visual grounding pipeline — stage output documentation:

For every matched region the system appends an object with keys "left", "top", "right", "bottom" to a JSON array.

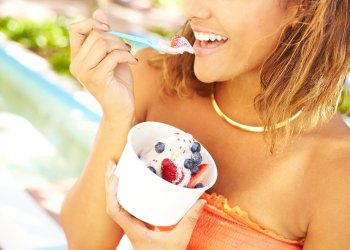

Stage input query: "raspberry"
[{"left": 161, "top": 158, "right": 178, "bottom": 183}]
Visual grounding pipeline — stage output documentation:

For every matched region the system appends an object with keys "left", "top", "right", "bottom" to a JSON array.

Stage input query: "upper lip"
[{"left": 191, "top": 26, "right": 227, "bottom": 38}]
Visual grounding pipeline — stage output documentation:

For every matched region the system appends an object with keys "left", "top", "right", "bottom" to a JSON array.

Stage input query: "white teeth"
[
  {"left": 209, "top": 34, "right": 216, "bottom": 41},
  {"left": 194, "top": 31, "right": 228, "bottom": 42},
  {"left": 198, "top": 32, "right": 204, "bottom": 41}
]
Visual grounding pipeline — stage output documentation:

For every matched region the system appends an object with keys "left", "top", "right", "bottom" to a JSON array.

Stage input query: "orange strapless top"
[{"left": 187, "top": 193, "right": 305, "bottom": 250}]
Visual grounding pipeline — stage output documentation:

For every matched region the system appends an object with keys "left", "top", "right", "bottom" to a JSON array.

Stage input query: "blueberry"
[
  {"left": 154, "top": 142, "right": 165, "bottom": 153},
  {"left": 191, "top": 165, "right": 199, "bottom": 174},
  {"left": 191, "top": 142, "right": 201, "bottom": 153},
  {"left": 191, "top": 152, "right": 202, "bottom": 165},
  {"left": 194, "top": 183, "right": 204, "bottom": 189},
  {"left": 184, "top": 158, "right": 195, "bottom": 169},
  {"left": 147, "top": 166, "right": 157, "bottom": 174}
]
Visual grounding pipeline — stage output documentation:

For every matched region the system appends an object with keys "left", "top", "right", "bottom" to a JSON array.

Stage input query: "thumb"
[
  {"left": 93, "top": 9, "right": 109, "bottom": 26},
  {"left": 173, "top": 199, "right": 207, "bottom": 241}
]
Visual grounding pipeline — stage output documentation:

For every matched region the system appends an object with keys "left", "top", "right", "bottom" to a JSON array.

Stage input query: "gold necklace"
[{"left": 210, "top": 85, "right": 304, "bottom": 133}]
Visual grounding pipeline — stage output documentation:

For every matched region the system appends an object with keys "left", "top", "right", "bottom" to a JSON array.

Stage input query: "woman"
[{"left": 60, "top": 0, "right": 350, "bottom": 249}]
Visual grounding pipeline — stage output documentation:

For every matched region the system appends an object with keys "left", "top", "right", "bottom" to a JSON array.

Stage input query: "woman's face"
[{"left": 183, "top": 0, "right": 293, "bottom": 83}]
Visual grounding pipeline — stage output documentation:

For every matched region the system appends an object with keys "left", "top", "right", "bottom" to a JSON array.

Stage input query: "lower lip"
[{"left": 193, "top": 39, "right": 228, "bottom": 57}]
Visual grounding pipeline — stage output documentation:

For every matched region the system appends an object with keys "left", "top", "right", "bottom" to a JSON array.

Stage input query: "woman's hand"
[
  {"left": 69, "top": 10, "right": 138, "bottom": 119},
  {"left": 105, "top": 161, "right": 207, "bottom": 250}
]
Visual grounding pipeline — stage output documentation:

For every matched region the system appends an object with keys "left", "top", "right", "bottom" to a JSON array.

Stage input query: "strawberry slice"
[
  {"left": 187, "top": 164, "right": 209, "bottom": 188},
  {"left": 170, "top": 34, "right": 187, "bottom": 48}
]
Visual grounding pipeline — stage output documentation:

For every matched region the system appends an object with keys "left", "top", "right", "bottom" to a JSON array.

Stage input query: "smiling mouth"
[{"left": 193, "top": 31, "right": 228, "bottom": 56}]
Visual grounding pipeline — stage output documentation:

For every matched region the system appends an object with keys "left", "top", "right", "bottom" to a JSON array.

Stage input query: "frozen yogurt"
[{"left": 139, "top": 132, "right": 208, "bottom": 188}]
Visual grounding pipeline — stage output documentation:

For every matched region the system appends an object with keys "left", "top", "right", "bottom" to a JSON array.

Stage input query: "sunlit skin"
[
  {"left": 186, "top": 0, "right": 295, "bottom": 126},
  {"left": 60, "top": 0, "right": 350, "bottom": 249}
]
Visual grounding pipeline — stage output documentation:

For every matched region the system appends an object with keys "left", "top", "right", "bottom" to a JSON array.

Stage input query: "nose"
[{"left": 183, "top": 0, "right": 211, "bottom": 20}]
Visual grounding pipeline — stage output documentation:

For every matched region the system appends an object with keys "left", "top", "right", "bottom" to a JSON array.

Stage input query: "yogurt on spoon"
[{"left": 157, "top": 34, "right": 194, "bottom": 54}]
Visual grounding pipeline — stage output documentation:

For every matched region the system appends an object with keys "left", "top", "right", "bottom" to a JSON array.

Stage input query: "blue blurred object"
[
  {"left": 107, "top": 30, "right": 171, "bottom": 53},
  {"left": 346, "top": 72, "right": 350, "bottom": 88}
]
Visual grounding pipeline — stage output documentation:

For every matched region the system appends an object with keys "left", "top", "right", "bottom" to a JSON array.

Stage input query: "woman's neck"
[{"left": 215, "top": 70, "right": 262, "bottom": 127}]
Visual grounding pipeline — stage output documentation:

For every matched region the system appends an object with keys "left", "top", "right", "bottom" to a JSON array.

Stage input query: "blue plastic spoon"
[{"left": 107, "top": 30, "right": 194, "bottom": 54}]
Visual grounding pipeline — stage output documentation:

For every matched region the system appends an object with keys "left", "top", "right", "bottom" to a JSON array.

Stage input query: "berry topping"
[
  {"left": 170, "top": 34, "right": 191, "bottom": 49},
  {"left": 161, "top": 158, "right": 178, "bottom": 183},
  {"left": 174, "top": 171, "right": 185, "bottom": 185},
  {"left": 191, "top": 152, "right": 202, "bottom": 165},
  {"left": 155, "top": 142, "right": 165, "bottom": 153},
  {"left": 147, "top": 166, "right": 157, "bottom": 174},
  {"left": 194, "top": 183, "right": 204, "bottom": 189},
  {"left": 184, "top": 158, "right": 196, "bottom": 169},
  {"left": 170, "top": 34, "right": 182, "bottom": 48},
  {"left": 190, "top": 165, "right": 199, "bottom": 174},
  {"left": 187, "top": 164, "right": 209, "bottom": 188},
  {"left": 191, "top": 142, "right": 201, "bottom": 153}
]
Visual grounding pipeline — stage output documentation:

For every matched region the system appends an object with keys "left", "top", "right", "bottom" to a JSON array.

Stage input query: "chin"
[
  {"left": 194, "top": 64, "right": 219, "bottom": 83},
  {"left": 194, "top": 65, "right": 230, "bottom": 84}
]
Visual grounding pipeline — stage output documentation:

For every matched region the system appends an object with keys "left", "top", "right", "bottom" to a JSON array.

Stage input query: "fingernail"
[
  {"left": 93, "top": 23, "right": 109, "bottom": 31},
  {"left": 101, "top": 23, "right": 110, "bottom": 31}
]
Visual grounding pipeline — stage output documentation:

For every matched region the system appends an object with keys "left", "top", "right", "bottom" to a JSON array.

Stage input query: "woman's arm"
[
  {"left": 60, "top": 9, "right": 152, "bottom": 249},
  {"left": 60, "top": 9, "right": 160, "bottom": 248},
  {"left": 60, "top": 116, "right": 133, "bottom": 249}
]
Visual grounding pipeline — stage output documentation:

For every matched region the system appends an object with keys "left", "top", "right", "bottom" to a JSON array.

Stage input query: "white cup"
[{"left": 114, "top": 121, "right": 217, "bottom": 226}]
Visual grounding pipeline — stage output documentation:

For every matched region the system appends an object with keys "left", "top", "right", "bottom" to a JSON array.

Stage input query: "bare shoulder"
[
  {"left": 306, "top": 114, "right": 350, "bottom": 162},
  {"left": 307, "top": 115, "right": 350, "bottom": 184},
  {"left": 302, "top": 115, "right": 350, "bottom": 249},
  {"left": 130, "top": 48, "right": 163, "bottom": 122}
]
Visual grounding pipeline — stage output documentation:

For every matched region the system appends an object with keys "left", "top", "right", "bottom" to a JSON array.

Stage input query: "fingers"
[
  {"left": 92, "top": 50, "right": 138, "bottom": 76},
  {"left": 172, "top": 199, "right": 207, "bottom": 242},
  {"left": 105, "top": 161, "right": 118, "bottom": 204},
  {"left": 104, "top": 162, "right": 123, "bottom": 219},
  {"left": 70, "top": 31, "right": 134, "bottom": 79},
  {"left": 104, "top": 161, "right": 146, "bottom": 235},
  {"left": 77, "top": 31, "right": 130, "bottom": 62},
  {"left": 69, "top": 18, "right": 109, "bottom": 57},
  {"left": 92, "top": 9, "right": 109, "bottom": 24}
]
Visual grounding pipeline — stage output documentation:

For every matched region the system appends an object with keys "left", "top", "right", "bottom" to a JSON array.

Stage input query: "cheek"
[
  {"left": 243, "top": 24, "right": 285, "bottom": 70},
  {"left": 234, "top": 7, "right": 288, "bottom": 70}
]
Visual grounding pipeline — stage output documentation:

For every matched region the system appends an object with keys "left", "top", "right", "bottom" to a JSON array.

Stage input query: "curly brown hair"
[{"left": 149, "top": 0, "right": 350, "bottom": 154}]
